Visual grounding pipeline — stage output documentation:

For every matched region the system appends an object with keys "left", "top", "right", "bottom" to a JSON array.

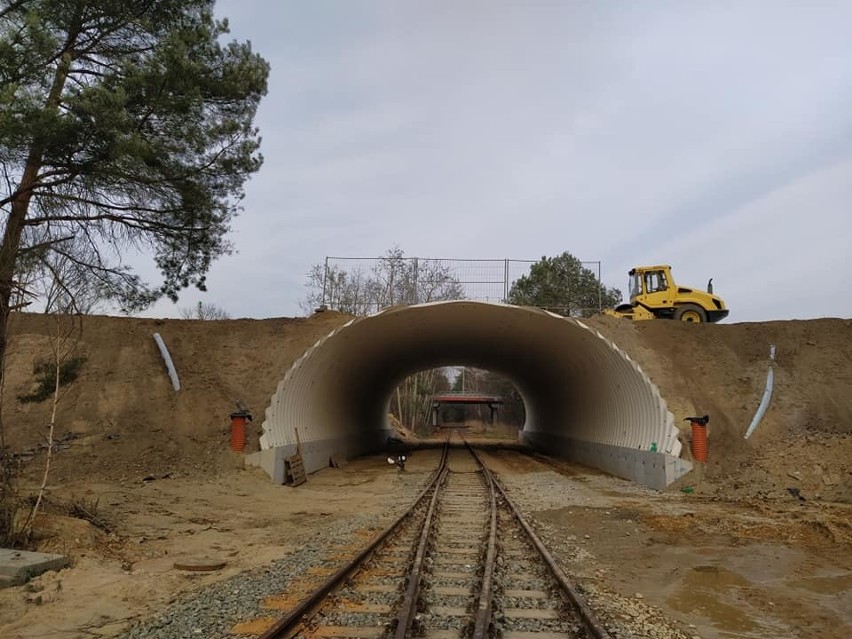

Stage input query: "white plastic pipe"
[
  {"left": 744, "top": 345, "right": 776, "bottom": 439},
  {"left": 153, "top": 332, "right": 181, "bottom": 392}
]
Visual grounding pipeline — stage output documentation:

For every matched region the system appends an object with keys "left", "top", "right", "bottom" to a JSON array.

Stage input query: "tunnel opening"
[
  {"left": 389, "top": 366, "right": 526, "bottom": 436},
  {"left": 248, "top": 301, "right": 692, "bottom": 489},
  {"left": 448, "top": 367, "right": 525, "bottom": 426}
]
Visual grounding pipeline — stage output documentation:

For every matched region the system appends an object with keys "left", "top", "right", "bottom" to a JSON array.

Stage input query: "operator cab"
[{"left": 629, "top": 267, "right": 669, "bottom": 300}]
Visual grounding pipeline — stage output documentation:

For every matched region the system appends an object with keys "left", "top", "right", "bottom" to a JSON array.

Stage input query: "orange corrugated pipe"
[
  {"left": 686, "top": 415, "right": 710, "bottom": 463},
  {"left": 230, "top": 411, "right": 252, "bottom": 452}
]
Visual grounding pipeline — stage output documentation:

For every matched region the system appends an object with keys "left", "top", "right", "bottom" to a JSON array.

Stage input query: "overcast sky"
[{"left": 140, "top": 1, "right": 852, "bottom": 323}]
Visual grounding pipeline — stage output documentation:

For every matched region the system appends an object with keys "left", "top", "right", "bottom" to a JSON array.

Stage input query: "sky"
[{"left": 139, "top": 1, "right": 852, "bottom": 323}]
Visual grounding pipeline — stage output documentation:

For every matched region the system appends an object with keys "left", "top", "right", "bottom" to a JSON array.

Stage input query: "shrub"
[{"left": 18, "top": 356, "right": 87, "bottom": 404}]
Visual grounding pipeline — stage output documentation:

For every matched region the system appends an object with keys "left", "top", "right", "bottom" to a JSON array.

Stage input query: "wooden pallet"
[{"left": 284, "top": 454, "right": 306, "bottom": 486}]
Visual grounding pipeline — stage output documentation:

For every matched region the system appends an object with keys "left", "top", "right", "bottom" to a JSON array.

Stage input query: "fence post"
[
  {"left": 597, "top": 261, "right": 602, "bottom": 312},
  {"left": 413, "top": 257, "right": 419, "bottom": 305},
  {"left": 504, "top": 259, "right": 510, "bottom": 302},
  {"left": 321, "top": 256, "right": 330, "bottom": 307}
]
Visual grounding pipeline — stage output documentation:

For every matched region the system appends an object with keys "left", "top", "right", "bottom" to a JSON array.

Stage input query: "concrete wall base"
[
  {"left": 521, "top": 431, "right": 692, "bottom": 490},
  {"left": 247, "top": 428, "right": 395, "bottom": 483},
  {"left": 245, "top": 445, "right": 295, "bottom": 484},
  {"left": 0, "top": 548, "right": 69, "bottom": 588}
]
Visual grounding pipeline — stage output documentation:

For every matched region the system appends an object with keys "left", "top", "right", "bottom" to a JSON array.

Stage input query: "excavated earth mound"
[
  {"left": 584, "top": 315, "right": 852, "bottom": 502},
  {"left": 2, "top": 312, "right": 350, "bottom": 483},
  {"left": 2, "top": 311, "right": 849, "bottom": 502}
]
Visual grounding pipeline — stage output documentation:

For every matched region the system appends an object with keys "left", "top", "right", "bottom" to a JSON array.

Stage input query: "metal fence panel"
[{"left": 320, "top": 256, "right": 603, "bottom": 317}]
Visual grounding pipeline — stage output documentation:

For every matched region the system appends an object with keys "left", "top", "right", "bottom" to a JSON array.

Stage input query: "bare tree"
[
  {"left": 13, "top": 234, "right": 107, "bottom": 314},
  {"left": 393, "top": 368, "right": 451, "bottom": 432},
  {"left": 304, "top": 248, "right": 465, "bottom": 316},
  {"left": 1, "top": 257, "right": 85, "bottom": 546},
  {"left": 20, "top": 297, "right": 82, "bottom": 541},
  {"left": 179, "top": 301, "right": 231, "bottom": 320}
]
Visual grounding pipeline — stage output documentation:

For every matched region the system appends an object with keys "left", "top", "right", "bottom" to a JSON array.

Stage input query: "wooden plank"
[
  {"left": 335, "top": 602, "right": 392, "bottom": 614},
  {"left": 504, "top": 589, "right": 549, "bottom": 599},
  {"left": 503, "top": 608, "right": 560, "bottom": 620},
  {"left": 312, "top": 626, "right": 385, "bottom": 638},
  {"left": 359, "top": 584, "right": 398, "bottom": 594},
  {"left": 422, "top": 630, "right": 462, "bottom": 639},
  {"left": 429, "top": 606, "right": 468, "bottom": 617},
  {"left": 285, "top": 454, "right": 307, "bottom": 486},
  {"left": 431, "top": 570, "right": 475, "bottom": 579},
  {"left": 230, "top": 617, "right": 278, "bottom": 635},
  {"left": 432, "top": 586, "right": 471, "bottom": 596},
  {"left": 436, "top": 547, "right": 478, "bottom": 556}
]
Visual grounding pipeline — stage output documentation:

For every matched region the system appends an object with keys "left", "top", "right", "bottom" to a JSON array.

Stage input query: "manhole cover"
[{"left": 173, "top": 558, "right": 227, "bottom": 572}]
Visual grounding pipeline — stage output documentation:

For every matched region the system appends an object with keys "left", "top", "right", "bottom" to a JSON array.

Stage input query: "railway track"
[{"left": 250, "top": 433, "right": 611, "bottom": 639}]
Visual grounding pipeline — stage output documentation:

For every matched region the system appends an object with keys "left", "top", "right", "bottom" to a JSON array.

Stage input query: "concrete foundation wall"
[
  {"left": 247, "top": 428, "right": 394, "bottom": 483},
  {"left": 521, "top": 430, "right": 693, "bottom": 490}
]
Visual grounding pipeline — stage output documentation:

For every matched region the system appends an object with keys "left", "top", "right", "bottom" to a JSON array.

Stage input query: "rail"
[
  {"left": 257, "top": 437, "right": 450, "bottom": 639},
  {"left": 465, "top": 439, "right": 613, "bottom": 639},
  {"left": 255, "top": 434, "right": 612, "bottom": 639}
]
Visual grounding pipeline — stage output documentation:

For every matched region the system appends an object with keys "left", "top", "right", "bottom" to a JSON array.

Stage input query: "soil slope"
[
  {"left": 2, "top": 311, "right": 350, "bottom": 482},
  {"left": 2, "top": 311, "right": 849, "bottom": 501},
  {"left": 585, "top": 315, "right": 852, "bottom": 502}
]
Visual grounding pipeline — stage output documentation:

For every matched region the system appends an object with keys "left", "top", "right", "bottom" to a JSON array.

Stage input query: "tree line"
[{"left": 304, "top": 249, "right": 621, "bottom": 319}]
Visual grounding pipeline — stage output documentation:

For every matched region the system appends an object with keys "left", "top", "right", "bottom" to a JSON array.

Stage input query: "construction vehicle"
[{"left": 604, "top": 265, "right": 729, "bottom": 323}]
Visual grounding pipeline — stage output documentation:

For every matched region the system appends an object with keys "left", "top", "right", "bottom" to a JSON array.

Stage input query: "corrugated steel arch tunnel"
[{"left": 248, "top": 301, "right": 692, "bottom": 489}]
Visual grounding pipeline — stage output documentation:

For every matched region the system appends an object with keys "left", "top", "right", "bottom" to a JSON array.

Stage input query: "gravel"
[
  {"left": 496, "top": 465, "right": 699, "bottom": 639},
  {"left": 119, "top": 513, "right": 380, "bottom": 638},
  {"left": 119, "top": 476, "right": 425, "bottom": 639},
  {"left": 120, "top": 456, "right": 700, "bottom": 639}
]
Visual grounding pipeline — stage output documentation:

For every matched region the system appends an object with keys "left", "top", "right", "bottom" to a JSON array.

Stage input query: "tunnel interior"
[
  {"left": 421, "top": 368, "right": 525, "bottom": 426},
  {"left": 252, "top": 301, "right": 692, "bottom": 489}
]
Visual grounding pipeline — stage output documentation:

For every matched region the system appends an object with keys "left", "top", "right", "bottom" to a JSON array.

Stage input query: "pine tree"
[
  {"left": 0, "top": 0, "right": 268, "bottom": 356},
  {"left": 508, "top": 252, "right": 621, "bottom": 317}
]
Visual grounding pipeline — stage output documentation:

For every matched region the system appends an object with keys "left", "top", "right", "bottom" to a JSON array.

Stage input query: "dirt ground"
[
  {"left": 0, "top": 454, "right": 426, "bottom": 637},
  {"left": 1, "top": 443, "right": 849, "bottom": 638},
  {"left": 480, "top": 447, "right": 852, "bottom": 639},
  {"left": 1, "top": 311, "right": 351, "bottom": 481},
  {"left": 0, "top": 312, "right": 850, "bottom": 637}
]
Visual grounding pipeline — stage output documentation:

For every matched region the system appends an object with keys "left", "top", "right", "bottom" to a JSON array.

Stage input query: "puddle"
[
  {"left": 667, "top": 565, "right": 771, "bottom": 637},
  {"left": 788, "top": 572, "right": 852, "bottom": 595}
]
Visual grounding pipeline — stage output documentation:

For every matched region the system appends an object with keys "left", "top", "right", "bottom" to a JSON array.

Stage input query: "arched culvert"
[{"left": 246, "top": 301, "right": 692, "bottom": 489}]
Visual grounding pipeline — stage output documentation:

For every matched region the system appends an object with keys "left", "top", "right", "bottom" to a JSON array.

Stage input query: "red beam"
[{"left": 432, "top": 394, "right": 503, "bottom": 404}]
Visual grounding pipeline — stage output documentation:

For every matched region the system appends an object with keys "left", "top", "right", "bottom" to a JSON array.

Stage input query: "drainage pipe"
[
  {"left": 744, "top": 345, "right": 776, "bottom": 439},
  {"left": 152, "top": 333, "right": 181, "bottom": 392}
]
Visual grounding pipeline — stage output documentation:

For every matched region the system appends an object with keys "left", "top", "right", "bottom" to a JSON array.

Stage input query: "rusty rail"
[
  {"left": 393, "top": 464, "right": 447, "bottom": 639},
  {"left": 491, "top": 476, "right": 613, "bottom": 639},
  {"left": 466, "top": 440, "right": 613, "bottom": 639},
  {"left": 258, "top": 438, "right": 450, "bottom": 639},
  {"left": 472, "top": 456, "right": 497, "bottom": 639},
  {"left": 259, "top": 434, "right": 610, "bottom": 639}
]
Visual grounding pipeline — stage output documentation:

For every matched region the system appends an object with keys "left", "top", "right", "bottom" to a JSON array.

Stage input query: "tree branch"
[
  {"left": 0, "top": 0, "right": 29, "bottom": 21},
  {"left": 18, "top": 236, "right": 76, "bottom": 255}
]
